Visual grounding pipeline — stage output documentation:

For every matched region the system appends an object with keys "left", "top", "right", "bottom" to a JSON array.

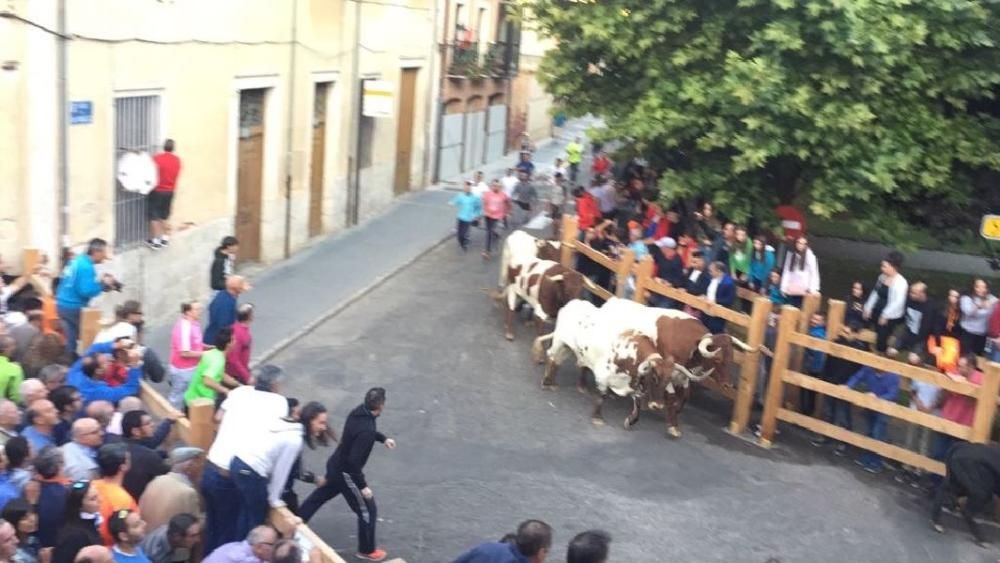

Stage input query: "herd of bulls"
[{"left": 496, "top": 230, "right": 757, "bottom": 438}]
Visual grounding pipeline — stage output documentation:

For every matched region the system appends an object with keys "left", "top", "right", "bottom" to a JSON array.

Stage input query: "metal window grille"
[{"left": 113, "top": 95, "right": 161, "bottom": 249}]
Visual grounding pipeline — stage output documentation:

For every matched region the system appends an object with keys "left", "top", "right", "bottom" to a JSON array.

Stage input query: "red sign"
[{"left": 774, "top": 205, "right": 807, "bottom": 240}]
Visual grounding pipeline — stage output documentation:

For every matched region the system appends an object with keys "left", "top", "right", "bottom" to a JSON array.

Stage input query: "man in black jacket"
[
  {"left": 647, "top": 237, "right": 686, "bottom": 309},
  {"left": 684, "top": 251, "right": 711, "bottom": 297},
  {"left": 298, "top": 388, "right": 396, "bottom": 562},
  {"left": 894, "top": 281, "right": 939, "bottom": 356},
  {"left": 121, "top": 409, "right": 170, "bottom": 500}
]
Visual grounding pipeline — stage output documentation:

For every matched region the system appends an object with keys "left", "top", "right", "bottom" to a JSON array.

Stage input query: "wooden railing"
[{"left": 758, "top": 305, "right": 1000, "bottom": 475}]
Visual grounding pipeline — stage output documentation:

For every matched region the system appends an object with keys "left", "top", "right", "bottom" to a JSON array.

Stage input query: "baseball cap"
[{"left": 655, "top": 237, "right": 677, "bottom": 249}]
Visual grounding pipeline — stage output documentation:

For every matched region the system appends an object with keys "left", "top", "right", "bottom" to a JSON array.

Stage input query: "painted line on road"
[{"left": 249, "top": 233, "right": 453, "bottom": 369}]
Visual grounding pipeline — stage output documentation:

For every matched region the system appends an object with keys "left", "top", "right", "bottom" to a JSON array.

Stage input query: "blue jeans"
[
  {"left": 231, "top": 457, "right": 269, "bottom": 542},
  {"left": 859, "top": 410, "right": 888, "bottom": 467},
  {"left": 201, "top": 462, "right": 242, "bottom": 553},
  {"left": 824, "top": 397, "right": 853, "bottom": 431},
  {"left": 58, "top": 307, "right": 81, "bottom": 357}
]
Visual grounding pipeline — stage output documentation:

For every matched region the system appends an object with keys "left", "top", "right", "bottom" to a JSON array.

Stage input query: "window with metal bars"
[{"left": 113, "top": 95, "right": 161, "bottom": 249}]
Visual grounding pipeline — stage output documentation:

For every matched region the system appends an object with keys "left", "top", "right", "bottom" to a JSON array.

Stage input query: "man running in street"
[{"left": 298, "top": 388, "right": 396, "bottom": 562}]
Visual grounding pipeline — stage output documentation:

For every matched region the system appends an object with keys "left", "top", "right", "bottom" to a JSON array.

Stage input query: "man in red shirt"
[
  {"left": 574, "top": 187, "right": 600, "bottom": 236},
  {"left": 147, "top": 139, "right": 181, "bottom": 249},
  {"left": 226, "top": 303, "right": 254, "bottom": 384}
]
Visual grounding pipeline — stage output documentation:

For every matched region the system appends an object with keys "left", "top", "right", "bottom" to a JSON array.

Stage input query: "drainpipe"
[
  {"left": 282, "top": 0, "right": 298, "bottom": 259},
  {"left": 57, "top": 0, "right": 69, "bottom": 253},
  {"left": 425, "top": 0, "right": 442, "bottom": 185},
  {"left": 347, "top": 0, "right": 362, "bottom": 227}
]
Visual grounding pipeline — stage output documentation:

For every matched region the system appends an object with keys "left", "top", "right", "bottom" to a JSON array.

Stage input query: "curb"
[{"left": 249, "top": 233, "right": 453, "bottom": 368}]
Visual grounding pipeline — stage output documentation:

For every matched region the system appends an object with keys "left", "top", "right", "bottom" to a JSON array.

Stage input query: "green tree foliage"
[{"left": 525, "top": 0, "right": 1000, "bottom": 241}]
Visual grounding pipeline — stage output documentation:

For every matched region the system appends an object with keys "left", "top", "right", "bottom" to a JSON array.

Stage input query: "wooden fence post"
[
  {"left": 826, "top": 299, "right": 845, "bottom": 343},
  {"left": 632, "top": 256, "right": 654, "bottom": 305},
  {"left": 560, "top": 214, "right": 578, "bottom": 269},
  {"left": 187, "top": 399, "right": 216, "bottom": 451},
  {"left": 615, "top": 248, "right": 636, "bottom": 298},
  {"left": 77, "top": 308, "right": 103, "bottom": 356},
  {"left": 971, "top": 363, "right": 1000, "bottom": 443},
  {"left": 21, "top": 248, "right": 40, "bottom": 275},
  {"left": 759, "top": 305, "right": 801, "bottom": 446},
  {"left": 730, "top": 297, "right": 772, "bottom": 435}
]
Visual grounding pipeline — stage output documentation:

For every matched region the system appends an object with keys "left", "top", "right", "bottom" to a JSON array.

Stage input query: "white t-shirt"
[
  {"left": 94, "top": 321, "right": 138, "bottom": 344},
  {"left": 473, "top": 181, "right": 490, "bottom": 198},
  {"left": 501, "top": 176, "right": 519, "bottom": 197},
  {"left": 707, "top": 277, "right": 721, "bottom": 304},
  {"left": 207, "top": 387, "right": 289, "bottom": 469}
]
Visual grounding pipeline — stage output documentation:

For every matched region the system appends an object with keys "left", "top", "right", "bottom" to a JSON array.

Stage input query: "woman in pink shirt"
[
  {"left": 168, "top": 301, "right": 205, "bottom": 408},
  {"left": 932, "top": 354, "right": 984, "bottom": 461},
  {"left": 481, "top": 180, "right": 510, "bottom": 260}
]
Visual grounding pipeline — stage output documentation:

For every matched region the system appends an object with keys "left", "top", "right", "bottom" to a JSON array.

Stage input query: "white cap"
[{"left": 655, "top": 237, "right": 677, "bottom": 249}]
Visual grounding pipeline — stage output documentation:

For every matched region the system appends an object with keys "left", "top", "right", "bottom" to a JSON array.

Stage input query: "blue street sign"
[{"left": 70, "top": 101, "right": 92, "bottom": 125}]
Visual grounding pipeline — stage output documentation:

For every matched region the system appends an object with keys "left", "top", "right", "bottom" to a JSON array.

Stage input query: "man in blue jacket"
[
  {"left": 845, "top": 365, "right": 901, "bottom": 473},
  {"left": 204, "top": 275, "right": 246, "bottom": 346},
  {"left": 67, "top": 339, "right": 142, "bottom": 405},
  {"left": 703, "top": 261, "right": 736, "bottom": 334},
  {"left": 56, "top": 239, "right": 118, "bottom": 356},
  {"left": 452, "top": 520, "right": 552, "bottom": 563}
]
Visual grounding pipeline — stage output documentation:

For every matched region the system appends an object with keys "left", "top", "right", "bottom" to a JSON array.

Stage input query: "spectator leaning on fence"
[
  {"left": 138, "top": 447, "right": 204, "bottom": 533},
  {"left": 451, "top": 519, "right": 553, "bottom": 563},
  {"left": 56, "top": 239, "right": 119, "bottom": 357},
  {"left": 844, "top": 363, "right": 900, "bottom": 474},
  {"left": 863, "top": 251, "right": 908, "bottom": 353},
  {"left": 958, "top": 278, "right": 997, "bottom": 356}
]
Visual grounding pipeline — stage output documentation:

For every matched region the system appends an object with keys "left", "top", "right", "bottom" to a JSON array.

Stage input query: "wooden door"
[
  {"left": 393, "top": 68, "right": 418, "bottom": 195},
  {"left": 236, "top": 89, "right": 266, "bottom": 262},
  {"left": 309, "top": 83, "right": 330, "bottom": 237}
]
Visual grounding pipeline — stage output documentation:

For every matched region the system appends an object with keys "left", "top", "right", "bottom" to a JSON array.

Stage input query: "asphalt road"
[{"left": 273, "top": 239, "right": 995, "bottom": 562}]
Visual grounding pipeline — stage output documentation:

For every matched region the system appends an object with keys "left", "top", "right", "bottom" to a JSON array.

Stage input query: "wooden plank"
[
  {"left": 736, "top": 286, "right": 759, "bottom": 303},
  {"left": 573, "top": 241, "right": 618, "bottom": 272},
  {"left": 582, "top": 279, "right": 614, "bottom": 301},
  {"left": 971, "top": 363, "right": 1000, "bottom": 442},
  {"left": 186, "top": 399, "right": 216, "bottom": 451},
  {"left": 791, "top": 293, "right": 822, "bottom": 375},
  {"left": 645, "top": 279, "right": 750, "bottom": 326},
  {"left": 269, "top": 507, "right": 350, "bottom": 563},
  {"left": 730, "top": 297, "right": 771, "bottom": 434},
  {"left": 615, "top": 248, "right": 635, "bottom": 298},
  {"left": 786, "top": 332, "right": 978, "bottom": 396},
  {"left": 759, "top": 306, "right": 800, "bottom": 445},
  {"left": 21, "top": 249, "right": 40, "bottom": 276},
  {"left": 78, "top": 308, "right": 103, "bottom": 356},
  {"left": 783, "top": 370, "right": 972, "bottom": 440},
  {"left": 559, "top": 214, "right": 578, "bottom": 269},
  {"left": 632, "top": 256, "right": 654, "bottom": 305},
  {"left": 139, "top": 381, "right": 189, "bottom": 446},
  {"left": 777, "top": 408, "right": 945, "bottom": 476},
  {"left": 826, "top": 299, "right": 846, "bottom": 343}
]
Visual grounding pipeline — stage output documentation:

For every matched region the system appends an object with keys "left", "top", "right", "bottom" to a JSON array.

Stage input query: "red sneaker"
[{"left": 356, "top": 549, "right": 387, "bottom": 562}]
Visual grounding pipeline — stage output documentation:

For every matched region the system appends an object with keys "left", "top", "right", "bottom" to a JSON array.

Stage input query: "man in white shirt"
[
  {"left": 229, "top": 402, "right": 329, "bottom": 541},
  {"left": 472, "top": 171, "right": 489, "bottom": 198},
  {"left": 500, "top": 169, "right": 519, "bottom": 198},
  {"left": 863, "top": 251, "right": 908, "bottom": 353},
  {"left": 201, "top": 365, "right": 288, "bottom": 553},
  {"left": 551, "top": 158, "right": 567, "bottom": 179}
]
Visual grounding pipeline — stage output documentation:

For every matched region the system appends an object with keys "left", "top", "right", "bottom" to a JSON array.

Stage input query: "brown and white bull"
[
  {"left": 504, "top": 258, "right": 584, "bottom": 341},
  {"left": 499, "top": 230, "right": 561, "bottom": 288},
  {"left": 535, "top": 297, "right": 757, "bottom": 437}
]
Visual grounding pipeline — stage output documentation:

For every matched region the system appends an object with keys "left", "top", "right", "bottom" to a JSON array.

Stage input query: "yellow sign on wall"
[{"left": 982, "top": 214, "right": 1000, "bottom": 241}]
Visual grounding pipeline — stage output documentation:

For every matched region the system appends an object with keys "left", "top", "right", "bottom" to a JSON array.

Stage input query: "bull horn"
[
  {"left": 673, "top": 363, "right": 710, "bottom": 382},
  {"left": 547, "top": 274, "right": 565, "bottom": 282},
  {"left": 581, "top": 277, "right": 604, "bottom": 294},
  {"left": 637, "top": 353, "right": 663, "bottom": 375},
  {"left": 698, "top": 336, "right": 720, "bottom": 359},
  {"left": 728, "top": 336, "right": 755, "bottom": 352}
]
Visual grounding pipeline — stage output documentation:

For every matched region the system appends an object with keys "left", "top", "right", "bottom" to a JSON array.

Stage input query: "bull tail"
[{"left": 532, "top": 333, "right": 555, "bottom": 362}]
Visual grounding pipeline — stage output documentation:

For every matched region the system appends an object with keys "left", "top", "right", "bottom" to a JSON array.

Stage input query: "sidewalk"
[{"left": 144, "top": 117, "right": 598, "bottom": 364}]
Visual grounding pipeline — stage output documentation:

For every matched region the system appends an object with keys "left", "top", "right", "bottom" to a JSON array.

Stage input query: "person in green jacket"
[
  {"left": 184, "top": 327, "right": 239, "bottom": 408},
  {"left": 0, "top": 337, "right": 23, "bottom": 403},
  {"left": 729, "top": 225, "right": 754, "bottom": 285}
]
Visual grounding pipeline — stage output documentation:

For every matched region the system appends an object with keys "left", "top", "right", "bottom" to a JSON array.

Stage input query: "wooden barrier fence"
[
  {"left": 758, "top": 304, "right": 1000, "bottom": 475},
  {"left": 557, "top": 214, "right": 772, "bottom": 435}
]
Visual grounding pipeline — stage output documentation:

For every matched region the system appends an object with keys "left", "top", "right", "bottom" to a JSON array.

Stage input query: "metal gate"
[
  {"left": 438, "top": 112, "right": 465, "bottom": 180},
  {"left": 463, "top": 109, "right": 486, "bottom": 171},
  {"left": 485, "top": 104, "right": 507, "bottom": 163},
  {"left": 114, "top": 95, "right": 161, "bottom": 249}
]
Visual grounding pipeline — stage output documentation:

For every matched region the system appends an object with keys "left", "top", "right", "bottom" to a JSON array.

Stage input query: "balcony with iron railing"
[{"left": 446, "top": 41, "right": 519, "bottom": 79}]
